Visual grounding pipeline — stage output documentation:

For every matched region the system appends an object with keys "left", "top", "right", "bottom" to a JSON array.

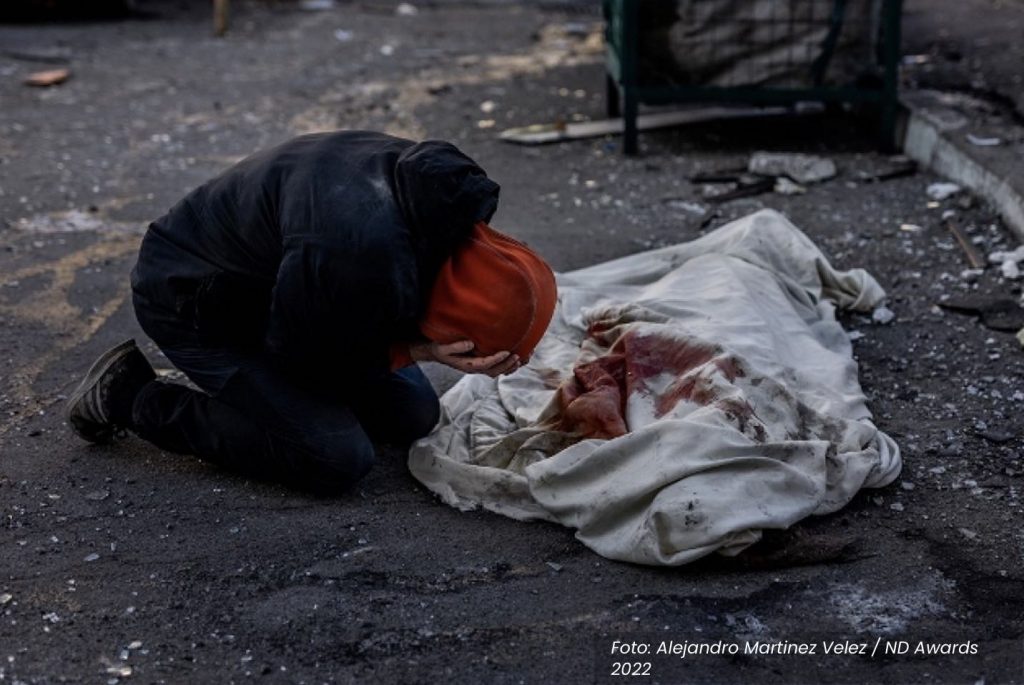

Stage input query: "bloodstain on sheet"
[{"left": 553, "top": 330, "right": 753, "bottom": 439}]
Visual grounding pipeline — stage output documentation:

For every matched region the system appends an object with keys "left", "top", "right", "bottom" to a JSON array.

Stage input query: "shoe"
[{"left": 66, "top": 339, "right": 157, "bottom": 444}]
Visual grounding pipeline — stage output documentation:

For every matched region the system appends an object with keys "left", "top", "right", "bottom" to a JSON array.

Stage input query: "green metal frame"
[{"left": 603, "top": 0, "right": 903, "bottom": 154}]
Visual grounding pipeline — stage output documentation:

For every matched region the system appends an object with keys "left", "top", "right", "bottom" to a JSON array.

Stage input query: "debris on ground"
[
  {"left": 926, "top": 182, "right": 962, "bottom": 200},
  {"left": 872, "top": 306, "right": 896, "bottom": 324},
  {"left": 856, "top": 158, "right": 917, "bottom": 183},
  {"left": 773, "top": 177, "right": 806, "bottom": 195},
  {"left": 989, "top": 245, "right": 1024, "bottom": 281},
  {"left": 499, "top": 107, "right": 786, "bottom": 145},
  {"left": 23, "top": 68, "right": 71, "bottom": 87},
  {"left": 937, "top": 296, "right": 1024, "bottom": 332},
  {"left": 747, "top": 152, "right": 837, "bottom": 184},
  {"left": 966, "top": 133, "right": 1003, "bottom": 147},
  {"left": 900, "top": 223, "right": 924, "bottom": 233},
  {"left": 396, "top": 3, "right": 418, "bottom": 16},
  {"left": 944, "top": 218, "right": 986, "bottom": 268}
]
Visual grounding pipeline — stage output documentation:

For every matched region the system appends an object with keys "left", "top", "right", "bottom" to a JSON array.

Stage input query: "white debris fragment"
[
  {"left": 988, "top": 245, "right": 1024, "bottom": 280},
  {"left": 899, "top": 223, "right": 923, "bottom": 233},
  {"left": 106, "top": 664, "right": 133, "bottom": 677},
  {"left": 379, "top": 44, "right": 395, "bottom": 56},
  {"left": 872, "top": 306, "right": 895, "bottom": 325},
  {"left": 773, "top": 177, "right": 806, "bottom": 195},
  {"left": 926, "top": 182, "right": 961, "bottom": 200},
  {"left": 989, "top": 245, "right": 1024, "bottom": 264},
  {"left": 748, "top": 152, "right": 836, "bottom": 184},
  {"left": 396, "top": 2, "right": 418, "bottom": 15},
  {"left": 966, "top": 133, "right": 1002, "bottom": 147},
  {"left": 83, "top": 553, "right": 100, "bottom": 562}
]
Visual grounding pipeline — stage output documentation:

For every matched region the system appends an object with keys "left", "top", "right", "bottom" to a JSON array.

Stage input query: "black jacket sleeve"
[{"left": 264, "top": 234, "right": 409, "bottom": 384}]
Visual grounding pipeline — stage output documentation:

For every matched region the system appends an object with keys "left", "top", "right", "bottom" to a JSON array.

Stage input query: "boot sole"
[{"left": 66, "top": 339, "right": 139, "bottom": 443}]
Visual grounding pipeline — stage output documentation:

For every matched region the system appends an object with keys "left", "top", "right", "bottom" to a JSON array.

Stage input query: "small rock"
[
  {"left": 872, "top": 306, "right": 895, "bottom": 325},
  {"left": 395, "top": 2, "right": 418, "bottom": 16},
  {"left": 333, "top": 29, "right": 353, "bottom": 42},
  {"left": 1001, "top": 260, "right": 1021, "bottom": 280},
  {"left": 83, "top": 553, "right": 100, "bottom": 562},
  {"left": 85, "top": 489, "right": 109, "bottom": 501},
  {"left": 546, "top": 562, "right": 563, "bottom": 572},
  {"left": 748, "top": 152, "right": 836, "bottom": 184},
  {"left": 889, "top": 502, "right": 904, "bottom": 512},
  {"left": 958, "top": 528, "right": 978, "bottom": 540},
  {"left": 899, "top": 223, "right": 923, "bottom": 233},
  {"left": 0, "top": 593, "right": 12, "bottom": 605},
  {"left": 900, "top": 481, "right": 916, "bottom": 491},
  {"left": 847, "top": 330, "right": 865, "bottom": 341},
  {"left": 926, "top": 182, "right": 961, "bottom": 201}
]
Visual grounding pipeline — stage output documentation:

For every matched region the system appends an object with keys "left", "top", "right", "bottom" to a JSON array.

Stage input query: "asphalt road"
[{"left": 1, "top": 1, "right": 1022, "bottom": 683}]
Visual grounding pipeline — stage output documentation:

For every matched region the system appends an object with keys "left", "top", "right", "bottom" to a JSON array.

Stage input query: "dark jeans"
[{"left": 130, "top": 297, "right": 440, "bottom": 494}]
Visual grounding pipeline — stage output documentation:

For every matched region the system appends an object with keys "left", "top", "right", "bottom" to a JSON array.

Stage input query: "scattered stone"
[
  {"left": 395, "top": 3, "right": 418, "bottom": 16},
  {"left": 900, "top": 481, "right": 915, "bottom": 491},
  {"left": 889, "top": 502, "right": 904, "bottom": 512},
  {"left": 106, "top": 664, "right": 133, "bottom": 677},
  {"left": 85, "top": 490, "right": 110, "bottom": 501},
  {"left": 899, "top": 223, "right": 923, "bottom": 233},
  {"left": 929, "top": 466, "right": 947, "bottom": 475},
  {"left": 958, "top": 528, "right": 978, "bottom": 540},
  {"left": 847, "top": 330, "right": 865, "bottom": 341},
  {"left": 872, "top": 306, "right": 895, "bottom": 325},
  {"left": 0, "top": 593, "right": 12, "bottom": 605},
  {"left": 83, "top": 553, "right": 100, "bottom": 562},
  {"left": 748, "top": 152, "right": 836, "bottom": 184},
  {"left": 546, "top": 562, "right": 563, "bottom": 572},
  {"left": 926, "top": 182, "right": 961, "bottom": 201},
  {"left": 333, "top": 29, "right": 353, "bottom": 42}
]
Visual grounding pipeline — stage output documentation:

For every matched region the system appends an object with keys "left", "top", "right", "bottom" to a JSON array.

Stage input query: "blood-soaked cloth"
[{"left": 408, "top": 210, "right": 901, "bottom": 566}]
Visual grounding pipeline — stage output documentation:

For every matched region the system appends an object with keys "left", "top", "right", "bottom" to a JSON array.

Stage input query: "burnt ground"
[{"left": 1, "top": 1, "right": 1023, "bottom": 683}]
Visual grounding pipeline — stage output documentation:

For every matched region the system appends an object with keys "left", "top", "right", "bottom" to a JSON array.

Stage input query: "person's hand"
[{"left": 410, "top": 340, "right": 520, "bottom": 377}]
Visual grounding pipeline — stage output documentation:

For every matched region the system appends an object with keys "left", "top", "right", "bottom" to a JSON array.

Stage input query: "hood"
[{"left": 393, "top": 140, "right": 500, "bottom": 293}]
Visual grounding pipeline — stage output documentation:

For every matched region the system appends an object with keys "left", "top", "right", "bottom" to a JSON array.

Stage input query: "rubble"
[
  {"left": 926, "top": 182, "right": 961, "bottom": 200},
  {"left": 872, "top": 306, "right": 896, "bottom": 325},
  {"left": 747, "top": 152, "right": 837, "bottom": 184}
]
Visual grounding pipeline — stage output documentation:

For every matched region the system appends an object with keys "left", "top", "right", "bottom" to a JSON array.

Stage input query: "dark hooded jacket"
[{"left": 130, "top": 131, "right": 500, "bottom": 385}]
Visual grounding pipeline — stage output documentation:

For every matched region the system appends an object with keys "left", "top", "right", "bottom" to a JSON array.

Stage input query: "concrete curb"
[{"left": 901, "top": 92, "right": 1024, "bottom": 242}]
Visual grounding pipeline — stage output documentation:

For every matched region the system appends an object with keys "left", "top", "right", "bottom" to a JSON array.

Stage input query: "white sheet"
[{"left": 408, "top": 209, "right": 901, "bottom": 566}]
